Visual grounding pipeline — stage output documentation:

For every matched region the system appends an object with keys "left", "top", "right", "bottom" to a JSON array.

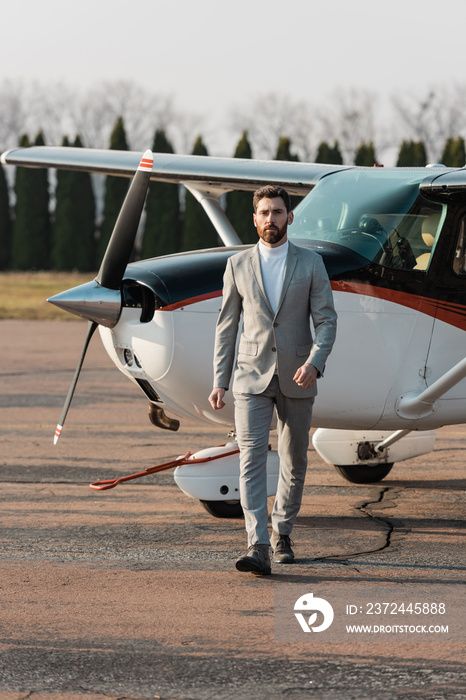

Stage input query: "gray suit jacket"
[{"left": 213, "top": 241, "right": 337, "bottom": 399}]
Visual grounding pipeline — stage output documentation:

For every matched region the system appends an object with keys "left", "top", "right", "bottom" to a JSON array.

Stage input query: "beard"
[{"left": 257, "top": 222, "right": 287, "bottom": 245}]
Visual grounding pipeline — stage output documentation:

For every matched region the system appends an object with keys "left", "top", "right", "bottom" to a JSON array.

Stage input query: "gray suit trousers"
[{"left": 234, "top": 375, "right": 314, "bottom": 546}]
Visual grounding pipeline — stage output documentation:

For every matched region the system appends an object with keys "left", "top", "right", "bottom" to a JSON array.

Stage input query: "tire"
[
  {"left": 200, "top": 499, "right": 244, "bottom": 519},
  {"left": 334, "top": 463, "right": 394, "bottom": 484}
]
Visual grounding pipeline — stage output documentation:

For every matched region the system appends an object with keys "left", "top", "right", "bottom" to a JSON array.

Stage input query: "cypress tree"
[
  {"left": 396, "top": 140, "right": 427, "bottom": 166},
  {"left": 0, "top": 161, "right": 12, "bottom": 269},
  {"left": 182, "top": 136, "right": 218, "bottom": 251},
  {"left": 441, "top": 137, "right": 466, "bottom": 167},
  {"left": 315, "top": 141, "right": 343, "bottom": 164},
  {"left": 441, "top": 138, "right": 453, "bottom": 166},
  {"left": 396, "top": 141, "right": 411, "bottom": 166},
  {"left": 225, "top": 131, "right": 256, "bottom": 244},
  {"left": 413, "top": 141, "right": 427, "bottom": 166},
  {"left": 354, "top": 142, "right": 377, "bottom": 166},
  {"left": 275, "top": 136, "right": 301, "bottom": 209},
  {"left": 52, "top": 135, "right": 96, "bottom": 271},
  {"left": 98, "top": 116, "right": 129, "bottom": 260},
  {"left": 11, "top": 135, "right": 32, "bottom": 268},
  {"left": 12, "top": 132, "right": 51, "bottom": 270},
  {"left": 142, "top": 129, "right": 180, "bottom": 258},
  {"left": 275, "top": 136, "right": 299, "bottom": 162},
  {"left": 71, "top": 135, "right": 96, "bottom": 270},
  {"left": 52, "top": 136, "right": 73, "bottom": 270}
]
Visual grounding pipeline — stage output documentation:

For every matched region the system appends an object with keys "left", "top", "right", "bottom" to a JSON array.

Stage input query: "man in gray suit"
[{"left": 209, "top": 185, "right": 337, "bottom": 575}]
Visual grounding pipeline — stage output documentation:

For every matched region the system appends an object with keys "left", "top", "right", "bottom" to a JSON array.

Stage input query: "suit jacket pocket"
[
  {"left": 289, "top": 275, "right": 309, "bottom": 286},
  {"left": 238, "top": 340, "right": 258, "bottom": 356},
  {"left": 296, "top": 343, "right": 312, "bottom": 356}
]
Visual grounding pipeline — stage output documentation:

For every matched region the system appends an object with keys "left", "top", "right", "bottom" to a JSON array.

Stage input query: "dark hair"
[{"left": 253, "top": 185, "right": 291, "bottom": 213}]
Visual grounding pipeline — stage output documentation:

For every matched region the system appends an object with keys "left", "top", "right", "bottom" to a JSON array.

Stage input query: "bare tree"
[
  {"left": 0, "top": 76, "right": 210, "bottom": 159},
  {"left": 171, "top": 110, "right": 209, "bottom": 155},
  {"left": 4, "top": 78, "right": 466, "bottom": 169},
  {"left": 72, "top": 80, "right": 176, "bottom": 150},
  {"left": 28, "top": 81, "right": 80, "bottom": 145},
  {"left": 0, "top": 80, "right": 82, "bottom": 148},
  {"left": 231, "top": 93, "right": 316, "bottom": 161},
  {"left": 315, "top": 87, "right": 379, "bottom": 164},
  {"left": 392, "top": 84, "right": 466, "bottom": 162},
  {"left": 0, "top": 80, "right": 29, "bottom": 149}
]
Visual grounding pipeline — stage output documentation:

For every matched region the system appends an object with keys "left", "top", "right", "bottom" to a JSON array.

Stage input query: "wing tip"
[{"left": 0, "top": 149, "right": 14, "bottom": 165}]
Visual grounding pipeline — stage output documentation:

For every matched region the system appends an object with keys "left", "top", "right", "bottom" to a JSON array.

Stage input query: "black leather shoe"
[
  {"left": 271, "top": 532, "right": 295, "bottom": 563},
  {"left": 235, "top": 544, "right": 271, "bottom": 575}
]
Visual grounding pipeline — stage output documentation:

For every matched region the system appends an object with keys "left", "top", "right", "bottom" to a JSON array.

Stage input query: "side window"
[
  {"left": 412, "top": 209, "right": 442, "bottom": 271},
  {"left": 375, "top": 205, "right": 444, "bottom": 272},
  {"left": 453, "top": 217, "right": 466, "bottom": 276}
]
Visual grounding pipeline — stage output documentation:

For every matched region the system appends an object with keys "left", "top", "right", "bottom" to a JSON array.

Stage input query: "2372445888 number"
[{"left": 363, "top": 602, "right": 446, "bottom": 615}]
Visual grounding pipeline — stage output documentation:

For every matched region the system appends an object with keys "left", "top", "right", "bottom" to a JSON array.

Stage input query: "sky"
[{"left": 2, "top": 0, "right": 466, "bottom": 155}]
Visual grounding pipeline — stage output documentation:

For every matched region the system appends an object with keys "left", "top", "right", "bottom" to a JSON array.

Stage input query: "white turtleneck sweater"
[{"left": 258, "top": 239, "right": 289, "bottom": 314}]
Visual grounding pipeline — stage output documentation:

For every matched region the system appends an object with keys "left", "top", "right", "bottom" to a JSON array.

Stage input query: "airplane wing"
[
  {"left": 1, "top": 146, "right": 349, "bottom": 196},
  {"left": 1, "top": 145, "right": 353, "bottom": 246}
]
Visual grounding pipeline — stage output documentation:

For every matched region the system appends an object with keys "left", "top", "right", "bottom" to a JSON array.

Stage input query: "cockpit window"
[{"left": 290, "top": 170, "right": 445, "bottom": 272}]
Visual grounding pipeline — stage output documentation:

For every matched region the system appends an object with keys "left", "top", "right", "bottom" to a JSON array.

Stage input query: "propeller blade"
[
  {"left": 53, "top": 150, "right": 153, "bottom": 442},
  {"left": 53, "top": 321, "right": 98, "bottom": 444},
  {"left": 96, "top": 149, "right": 153, "bottom": 290}
]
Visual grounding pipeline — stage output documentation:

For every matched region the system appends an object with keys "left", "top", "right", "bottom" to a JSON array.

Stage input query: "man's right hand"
[{"left": 209, "top": 387, "right": 226, "bottom": 410}]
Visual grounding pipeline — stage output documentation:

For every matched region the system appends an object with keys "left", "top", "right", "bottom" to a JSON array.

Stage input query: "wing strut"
[
  {"left": 396, "top": 356, "right": 466, "bottom": 420},
  {"left": 182, "top": 183, "right": 242, "bottom": 247}
]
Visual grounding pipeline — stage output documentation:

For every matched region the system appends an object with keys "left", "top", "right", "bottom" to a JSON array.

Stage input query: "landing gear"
[
  {"left": 200, "top": 499, "right": 244, "bottom": 519},
  {"left": 313, "top": 429, "right": 436, "bottom": 485},
  {"left": 334, "top": 463, "right": 394, "bottom": 484}
]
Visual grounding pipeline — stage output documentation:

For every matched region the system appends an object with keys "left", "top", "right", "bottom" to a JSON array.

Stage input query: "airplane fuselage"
[{"left": 98, "top": 166, "right": 466, "bottom": 433}]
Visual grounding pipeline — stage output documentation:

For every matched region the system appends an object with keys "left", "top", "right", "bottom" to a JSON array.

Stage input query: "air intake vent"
[{"left": 122, "top": 282, "right": 156, "bottom": 323}]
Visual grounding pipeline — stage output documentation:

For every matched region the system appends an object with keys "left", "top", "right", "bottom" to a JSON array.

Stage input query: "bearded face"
[
  {"left": 253, "top": 196, "right": 293, "bottom": 247},
  {"left": 256, "top": 219, "right": 288, "bottom": 245}
]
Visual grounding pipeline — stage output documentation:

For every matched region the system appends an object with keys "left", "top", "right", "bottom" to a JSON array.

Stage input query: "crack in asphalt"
[{"left": 314, "top": 486, "right": 396, "bottom": 565}]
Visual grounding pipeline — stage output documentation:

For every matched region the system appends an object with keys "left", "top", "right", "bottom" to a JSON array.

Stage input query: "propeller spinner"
[{"left": 50, "top": 149, "right": 153, "bottom": 444}]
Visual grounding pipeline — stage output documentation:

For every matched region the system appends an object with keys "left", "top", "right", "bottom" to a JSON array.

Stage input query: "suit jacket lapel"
[
  {"left": 275, "top": 241, "right": 297, "bottom": 317},
  {"left": 249, "top": 244, "right": 274, "bottom": 316}
]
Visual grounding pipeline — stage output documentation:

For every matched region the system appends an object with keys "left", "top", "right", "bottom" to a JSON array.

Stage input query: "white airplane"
[{"left": 2, "top": 145, "right": 466, "bottom": 518}]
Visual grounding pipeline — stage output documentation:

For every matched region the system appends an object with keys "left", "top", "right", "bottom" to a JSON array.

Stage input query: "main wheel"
[
  {"left": 334, "top": 463, "right": 394, "bottom": 484},
  {"left": 200, "top": 499, "right": 244, "bottom": 519}
]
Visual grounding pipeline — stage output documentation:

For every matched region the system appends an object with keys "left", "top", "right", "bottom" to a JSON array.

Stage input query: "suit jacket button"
[
  {"left": 273, "top": 322, "right": 279, "bottom": 327},
  {"left": 271, "top": 347, "right": 276, "bottom": 352}
]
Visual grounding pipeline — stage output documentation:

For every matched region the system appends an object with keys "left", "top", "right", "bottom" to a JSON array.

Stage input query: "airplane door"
[{"left": 424, "top": 208, "right": 466, "bottom": 399}]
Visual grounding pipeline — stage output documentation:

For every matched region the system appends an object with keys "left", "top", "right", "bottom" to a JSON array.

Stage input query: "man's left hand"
[{"left": 293, "top": 363, "right": 318, "bottom": 389}]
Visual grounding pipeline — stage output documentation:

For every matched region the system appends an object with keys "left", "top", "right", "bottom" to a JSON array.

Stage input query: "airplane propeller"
[
  {"left": 53, "top": 320, "right": 98, "bottom": 444},
  {"left": 96, "top": 150, "right": 153, "bottom": 290},
  {"left": 51, "top": 149, "right": 154, "bottom": 444}
]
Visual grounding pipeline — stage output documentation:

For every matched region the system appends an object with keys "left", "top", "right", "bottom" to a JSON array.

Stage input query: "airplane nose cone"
[{"left": 47, "top": 280, "right": 122, "bottom": 327}]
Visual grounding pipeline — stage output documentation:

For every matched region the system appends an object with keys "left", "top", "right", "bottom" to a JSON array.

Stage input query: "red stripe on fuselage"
[
  {"left": 330, "top": 281, "right": 466, "bottom": 331},
  {"left": 161, "top": 290, "right": 222, "bottom": 311},
  {"left": 159, "top": 281, "right": 466, "bottom": 331}
]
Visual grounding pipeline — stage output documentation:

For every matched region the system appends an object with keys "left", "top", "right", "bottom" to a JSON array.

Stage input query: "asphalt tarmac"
[{"left": 1, "top": 320, "right": 465, "bottom": 700}]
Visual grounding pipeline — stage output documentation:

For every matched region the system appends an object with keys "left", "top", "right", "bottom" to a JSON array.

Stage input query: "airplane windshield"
[{"left": 290, "top": 170, "right": 445, "bottom": 272}]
